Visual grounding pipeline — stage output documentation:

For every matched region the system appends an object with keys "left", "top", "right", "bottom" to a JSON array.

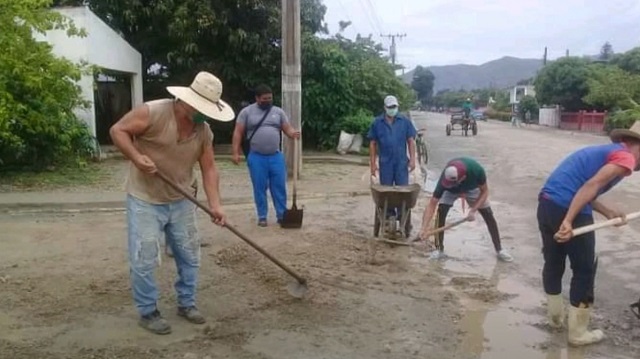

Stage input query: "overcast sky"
[{"left": 321, "top": 0, "right": 640, "bottom": 69}]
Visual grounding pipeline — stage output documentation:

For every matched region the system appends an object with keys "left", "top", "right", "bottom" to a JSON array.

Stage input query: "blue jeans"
[
  {"left": 246, "top": 151, "right": 287, "bottom": 221},
  {"left": 126, "top": 194, "right": 201, "bottom": 316}
]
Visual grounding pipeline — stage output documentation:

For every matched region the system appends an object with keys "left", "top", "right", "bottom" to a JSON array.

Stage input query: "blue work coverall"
[{"left": 367, "top": 114, "right": 417, "bottom": 216}]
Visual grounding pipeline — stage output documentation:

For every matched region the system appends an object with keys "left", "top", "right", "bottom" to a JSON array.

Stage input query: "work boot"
[
  {"left": 547, "top": 294, "right": 565, "bottom": 328},
  {"left": 177, "top": 306, "right": 206, "bottom": 324},
  {"left": 567, "top": 306, "right": 604, "bottom": 346},
  {"left": 497, "top": 249, "right": 514, "bottom": 262},
  {"left": 138, "top": 310, "right": 171, "bottom": 335}
]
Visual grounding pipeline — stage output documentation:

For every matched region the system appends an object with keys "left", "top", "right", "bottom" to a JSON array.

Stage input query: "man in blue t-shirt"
[{"left": 538, "top": 121, "right": 640, "bottom": 346}]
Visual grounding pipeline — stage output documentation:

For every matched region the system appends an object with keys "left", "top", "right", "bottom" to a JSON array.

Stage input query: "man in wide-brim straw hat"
[
  {"left": 537, "top": 121, "right": 640, "bottom": 346},
  {"left": 110, "top": 71, "right": 234, "bottom": 335}
]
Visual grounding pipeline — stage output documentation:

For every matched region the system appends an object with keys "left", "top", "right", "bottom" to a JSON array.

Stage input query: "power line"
[{"left": 381, "top": 33, "right": 406, "bottom": 66}]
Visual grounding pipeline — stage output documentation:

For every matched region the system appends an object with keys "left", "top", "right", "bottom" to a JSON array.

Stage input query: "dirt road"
[{"left": 1, "top": 112, "right": 639, "bottom": 359}]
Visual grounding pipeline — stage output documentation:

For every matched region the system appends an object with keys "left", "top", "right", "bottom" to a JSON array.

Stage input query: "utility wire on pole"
[
  {"left": 381, "top": 33, "right": 406, "bottom": 66},
  {"left": 281, "top": 0, "right": 302, "bottom": 178}
]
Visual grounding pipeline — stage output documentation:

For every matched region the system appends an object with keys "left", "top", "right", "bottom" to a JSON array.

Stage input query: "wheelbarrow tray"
[{"left": 370, "top": 183, "right": 422, "bottom": 210}]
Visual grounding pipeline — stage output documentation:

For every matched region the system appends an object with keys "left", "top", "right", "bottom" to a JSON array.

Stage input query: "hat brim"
[
  {"left": 441, "top": 179, "right": 456, "bottom": 188},
  {"left": 166, "top": 86, "right": 235, "bottom": 122},
  {"left": 609, "top": 129, "right": 640, "bottom": 143}
]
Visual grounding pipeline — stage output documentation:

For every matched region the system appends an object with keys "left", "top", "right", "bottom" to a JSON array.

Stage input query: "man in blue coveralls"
[{"left": 368, "top": 95, "right": 417, "bottom": 229}]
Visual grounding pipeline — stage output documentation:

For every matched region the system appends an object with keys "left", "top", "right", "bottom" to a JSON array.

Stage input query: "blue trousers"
[
  {"left": 126, "top": 194, "right": 200, "bottom": 316},
  {"left": 379, "top": 160, "right": 409, "bottom": 217},
  {"left": 247, "top": 151, "right": 287, "bottom": 221}
]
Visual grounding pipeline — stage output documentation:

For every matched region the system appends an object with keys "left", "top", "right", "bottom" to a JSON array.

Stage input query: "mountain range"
[{"left": 401, "top": 56, "right": 545, "bottom": 93}]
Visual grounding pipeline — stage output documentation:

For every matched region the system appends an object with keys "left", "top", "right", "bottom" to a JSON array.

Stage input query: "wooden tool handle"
[
  {"left": 155, "top": 171, "right": 306, "bottom": 284},
  {"left": 424, "top": 217, "right": 468, "bottom": 237},
  {"left": 571, "top": 210, "right": 640, "bottom": 237}
]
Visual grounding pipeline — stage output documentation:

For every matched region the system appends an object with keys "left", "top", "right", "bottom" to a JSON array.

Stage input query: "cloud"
[{"left": 321, "top": 0, "right": 640, "bottom": 68}]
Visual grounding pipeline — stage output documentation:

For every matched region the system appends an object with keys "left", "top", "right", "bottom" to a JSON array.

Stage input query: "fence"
[
  {"left": 539, "top": 106, "right": 561, "bottom": 127},
  {"left": 538, "top": 107, "right": 607, "bottom": 133},
  {"left": 559, "top": 110, "right": 607, "bottom": 133}
]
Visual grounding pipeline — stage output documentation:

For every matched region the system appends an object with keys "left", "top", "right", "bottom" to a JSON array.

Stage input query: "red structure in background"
[{"left": 560, "top": 110, "right": 607, "bottom": 133}]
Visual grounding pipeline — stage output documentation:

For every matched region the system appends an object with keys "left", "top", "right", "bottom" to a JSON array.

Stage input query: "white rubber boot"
[
  {"left": 547, "top": 294, "right": 565, "bottom": 328},
  {"left": 567, "top": 306, "right": 604, "bottom": 346}
]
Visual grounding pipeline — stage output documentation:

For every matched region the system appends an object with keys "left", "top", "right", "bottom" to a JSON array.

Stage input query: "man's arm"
[
  {"left": 198, "top": 140, "right": 222, "bottom": 212},
  {"left": 109, "top": 104, "right": 151, "bottom": 161},
  {"left": 471, "top": 183, "right": 489, "bottom": 212},
  {"left": 406, "top": 121, "right": 417, "bottom": 168},
  {"left": 367, "top": 123, "right": 378, "bottom": 175},
  {"left": 232, "top": 110, "right": 247, "bottom": 158},
  {"left": 591, "top": 199, "right": 615, "bottom": 218},
  {"left": 421, "top": 197, "right": 440, "bottom": 234},
  {"left": 232, "top": 122, "right": 245, "bottom": 157},
  {"left": 281, "top": 121, "right": 300, "bottom": 139},
  {"left": 563, "top": 163, "right": 628, "bottom": 224}
]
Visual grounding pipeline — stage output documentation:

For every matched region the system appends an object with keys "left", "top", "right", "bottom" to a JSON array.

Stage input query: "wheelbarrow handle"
[{"left": 155, "top": 171, "right": 307, "bottom": 285}]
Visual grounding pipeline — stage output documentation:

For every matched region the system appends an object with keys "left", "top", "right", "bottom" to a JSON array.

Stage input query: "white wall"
[
  {"left": 34, "top": 6, "right": 143, "bottom": 138},
  {"left": 539, "top": 106, "right": 561, "bottom": 127}
]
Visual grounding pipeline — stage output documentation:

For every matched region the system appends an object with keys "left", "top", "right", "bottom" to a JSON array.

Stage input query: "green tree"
[
  {"left": 518, "top": 95, "right": 539, "bottom": 118},
  {"left": 0, "top": 0, "right": 94, "bottom": 168},
  {"left": 534, "top": 57, "right": 591, "bottom": 111},
  {"left": 583, "top": 64, "right": 640, "bottom": 111},
  {"left": 411, "top": 66, "right": 435, "bottom": 106},
  {"left": 611, "top": 47, "right": 640, "bottom": 75},
  {"left": 599, "top": 42, "right": 614, "bottom": 61}
]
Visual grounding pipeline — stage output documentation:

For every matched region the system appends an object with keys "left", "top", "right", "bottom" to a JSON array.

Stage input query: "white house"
[
  {"left": 509, "top": 85, "right": 536, "bottom": 105},
  {"left": 34, "top": 6, "right": 143, "bottom": 145}
]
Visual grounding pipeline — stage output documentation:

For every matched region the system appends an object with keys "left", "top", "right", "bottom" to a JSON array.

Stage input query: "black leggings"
[
  {"left": 434, "top": 204, "right": 502, "bottom": 252},
  {"left": 537, "top": 197, "right": 596, "bottom": 307}
]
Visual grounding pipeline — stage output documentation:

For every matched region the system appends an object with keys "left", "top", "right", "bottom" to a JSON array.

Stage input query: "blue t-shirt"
[
  {"left": 540, "top": 143, "right": 634, "bottom": 215},
  {"left": 367, "top": 114, "right": 417, "bottom": 165}
]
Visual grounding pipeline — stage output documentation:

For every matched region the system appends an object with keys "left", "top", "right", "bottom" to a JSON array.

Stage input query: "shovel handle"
[
  {"left": 424, "top": 218, "right": 468, "bottom": 237},
  {"left": 570, "top": 210, "right": 640, "bottom": 237},
  {"left": 155, "top": 172, "right": 307, "bottom": 285}
]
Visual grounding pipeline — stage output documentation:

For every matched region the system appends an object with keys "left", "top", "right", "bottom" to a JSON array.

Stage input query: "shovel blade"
[
  {"left": 287, "top": 281, "right": 309, "bottom": 299},
  {"left": 280, "top": 205, "right": 303, "bottom": 229}
]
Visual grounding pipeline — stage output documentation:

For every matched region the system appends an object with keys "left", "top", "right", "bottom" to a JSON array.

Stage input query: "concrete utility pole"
[
  {"left": 281, "top": 0, "right": 302, "bottom": 178},
  {"left": 381, "top": 33, "right": 406, "bottom": 65}
]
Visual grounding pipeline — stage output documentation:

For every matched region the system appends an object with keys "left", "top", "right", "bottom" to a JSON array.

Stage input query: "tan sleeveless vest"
[{"left": 126, "top": 99, "right": 214, "bottom": 204}]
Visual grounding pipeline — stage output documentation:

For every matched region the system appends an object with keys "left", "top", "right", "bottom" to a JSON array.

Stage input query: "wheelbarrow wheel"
[
  {"left": 373, "top": 208, "right": 381, "bottom": 237},
  {"left": 404, "top": 211, "right": 412, "bottom": 239}
]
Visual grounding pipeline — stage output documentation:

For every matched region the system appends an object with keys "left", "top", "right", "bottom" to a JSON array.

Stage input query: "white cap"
[
  {"left": 384, "top": 95, "right": 399, "bottom": 107},
  {"left": 444, "top": 166, "right": 459, "bottom": 181}
]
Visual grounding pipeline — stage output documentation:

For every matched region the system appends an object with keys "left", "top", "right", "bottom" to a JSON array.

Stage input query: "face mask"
[
  {"left": 258, "top": 101, "right": 273, "bottom": 110},
  {"left": 385, "top": 107, "right": 398, "bottom": 117},
  {"left": 192, "top": 113, "right": 208, "bottom": 124}
]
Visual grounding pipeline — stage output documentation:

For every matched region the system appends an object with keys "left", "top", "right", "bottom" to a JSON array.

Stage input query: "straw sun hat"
[
  {"left": 166, "top": 71, "right": 235, "bottom": 122},
  {"left": 610, "top": 120, "right": 640, "bottom": 143}
]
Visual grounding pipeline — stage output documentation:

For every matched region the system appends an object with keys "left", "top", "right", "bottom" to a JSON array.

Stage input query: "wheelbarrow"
[{"left": 370, "top": 183, "right": 422, "bottom": 241}]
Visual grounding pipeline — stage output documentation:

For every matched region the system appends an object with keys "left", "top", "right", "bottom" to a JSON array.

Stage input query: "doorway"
[{"left": 94, "top": 70, "right": 132, "bottom": 145}]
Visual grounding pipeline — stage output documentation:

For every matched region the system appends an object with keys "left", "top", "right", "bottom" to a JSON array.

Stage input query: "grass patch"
[{"left": 0, "top": 161, "right": 109, "bottom": 191}]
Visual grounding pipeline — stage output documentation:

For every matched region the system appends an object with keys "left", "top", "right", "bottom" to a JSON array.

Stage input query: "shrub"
[
  {"left": 338, "top": 109, "right": 373, "bottom": 136},
  {"left": 484, "top": 108, "right": 512, "bottom": 122},
  {"left": 0, "top": 1, "right": 95, "bottom": 169},
  {"left": 605, "top": 109, "right": 640, "bottom": 132}
]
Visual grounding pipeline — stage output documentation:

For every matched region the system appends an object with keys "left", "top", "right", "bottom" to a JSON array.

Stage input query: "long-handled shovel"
[
  {"left": 155, "top": 171, "right": 308, "bottom": 298},
  {"left": 410, "top": 217, "right": 468, "bottom": 243},
  {"left": 557, "top": 210, "right": 640, "bottom": 239},
  {"left": 281, "top": 138, "right": 303, "bottom": 229}
]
